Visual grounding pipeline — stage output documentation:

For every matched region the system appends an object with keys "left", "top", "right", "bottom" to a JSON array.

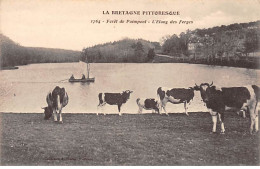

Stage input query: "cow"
[
  {"left": 97, "top": 90, "right": 133, "bottom": 115},
  {"left": 42, "top": 86, "right": 69, "bottom": 123},
  {"left": 136, "top": 98, "right": 160, "bottom": 114},
  {"left": 194, "top": 82, "right": 259, "bottom": 134},
  {"left": 157, "top": 87, "right": 195, "bottom": 116}
]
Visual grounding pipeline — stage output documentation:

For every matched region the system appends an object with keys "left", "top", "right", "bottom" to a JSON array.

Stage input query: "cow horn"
[
  {"left": 209, "top": 81, "right": 213, "bottom": 86},
  {"left": 195, "top": 83, "right": 199, "bottom": 87}
]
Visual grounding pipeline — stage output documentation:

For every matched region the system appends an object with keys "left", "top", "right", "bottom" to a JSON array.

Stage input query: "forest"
[
  {"left": 0, "top": 34, "right": 80, "bottom": 68},
  {"left": 81, "top": 38, "right": 160, "bottom": 63},
  {"left": 1, "top": 21, "right": 259, "bottom": 68},
  {"left": 160, "top": 21, "right": 260, "bottom": 68}
]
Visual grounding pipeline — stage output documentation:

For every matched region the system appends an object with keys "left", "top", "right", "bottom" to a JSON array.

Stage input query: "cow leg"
[
  {"left": 118, "top": 104, "right": 122, "bottom": 116},
  {"left": 218, "top": 113, "right": 225, "bottom": 134},
  {"left": 53, "top": 109, "right": 58, "bottom": 122},
  {"left": 255, "top": 116, "right": 259, "bottom": 132},
  {"left": 238, "top": 110, "right": 246, "bottom": 118},
  {"left": 159, "top": 99, "right": 166, "bottom": 115},
  {"left": 97, "top": 102, "right": 106, "bottom": 115},
  {"left": 59, "top": 113, "right": 63, "bottom": 123},
  {"left": 58, "top": 109, "right": 63, "bottom": 123},
  {"left": 161, "top": 102, "right": 168, "bottom": 115},
  {"left": 242, "top": 110, "right": 246, "bottom": 118},
  {"left": 159, "top": 104, "right": 163, "bottom": 115},
  {"left": 102, "top": 104, "right": 106, "bottom": 115},
  {"left": 248, "top": 105, "right": 257, "bottom": 134},
  {"left": 255, "top": 103, "right": 259, "bottom": 132},
  {"left": 249, "top": 103, "right": 259, "bottom": 134},
  {"left": 184, "top": 101, "right": 189, "bottom": 116},
  {"left": 163, "top": 105, "right": 168, "bottom": 116},
  {"left": 209, "top": 110, "right": 218, "bottom": 133},
  {"left": 158, "top": 101, "right": 163, "bottom": 115},
  {"left": 250, "top": 115, "right": 255, "bottom": 134},
  {"left": 138, "top": 107, "right": 143, "bottom": 114},
  {"left": 155, "top": 108, "right": 160, "bottom": 114},
  {"left": 211, "top": 115, "right": 218, "bottom": 133}
]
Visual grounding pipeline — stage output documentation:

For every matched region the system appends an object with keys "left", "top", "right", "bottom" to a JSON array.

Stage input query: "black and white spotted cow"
[
  {"left": 136, "top": 98, "right": 160, "bottom": 114},
  {"left": 194, "top": 82, "right": 259, "bottom": 134},
  {"left": 97, "top": 90, "right": 133, "bottom": 115},
  {"left": 157, "top": 87, "right": 195, "bottom": 115},
  {"left": 42, "top": 86, "right": 69, "bottom": 123}
]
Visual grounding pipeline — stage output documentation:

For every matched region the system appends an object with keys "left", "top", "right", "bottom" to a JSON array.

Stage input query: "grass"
[{"left": 0, "top": 112, "right": 259, "bottom": 165}]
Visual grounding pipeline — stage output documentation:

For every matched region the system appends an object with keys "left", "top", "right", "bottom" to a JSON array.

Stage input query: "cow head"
[
  {"left": 42, "top": 106, "right": 52, "bottom": 120},
  {"left": 122, "top": 90, "right": 133, "bottom": 101},
  {"left": 123, "top": 90, "right": 133, "bottom": 95},
  {"left": 125, "top": 90, "right": 133, "bottom": 94},
  {"left": 194, "top": 82, "right": 214, "bottom": 102}
]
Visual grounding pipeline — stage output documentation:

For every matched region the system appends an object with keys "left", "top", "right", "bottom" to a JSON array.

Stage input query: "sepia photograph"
[{"left": 0, "top": 0, "right": 259, "bottom": 166}]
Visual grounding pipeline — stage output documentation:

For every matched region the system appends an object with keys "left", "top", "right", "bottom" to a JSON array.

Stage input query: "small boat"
[
  {"left": 69, "top": 56, "right": 95, "bottom": 83},
  {"left": 69, "top": 77, "right": 95, "bottom": 83}
]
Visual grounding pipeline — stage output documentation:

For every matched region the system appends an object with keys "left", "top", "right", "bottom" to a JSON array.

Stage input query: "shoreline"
[{"left": 1, "top": 59, "right": 259, "bottom": 71}]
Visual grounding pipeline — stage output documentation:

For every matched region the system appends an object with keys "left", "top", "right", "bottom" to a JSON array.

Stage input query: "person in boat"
[
  {"left": 70, "top": 74, "right": 75, "bottom": 80},
  {"left": 81, "top": 74, "right": 86, "bottom": 79}
]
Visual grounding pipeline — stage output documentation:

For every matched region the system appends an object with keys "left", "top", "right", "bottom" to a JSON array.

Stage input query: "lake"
[{"left": 0, "top": 63, "right": 259, "bottom": 114}]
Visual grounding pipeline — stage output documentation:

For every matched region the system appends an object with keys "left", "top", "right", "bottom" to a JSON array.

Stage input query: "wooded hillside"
[
  {"left": 162, "top": 21, "right": 260, "bottom": 58},
  {"left": 82, "top": 38, "right": 160, "bottom": 63},
  {"left": 0, "top": 34, "right": 80, "bottom": 68}
]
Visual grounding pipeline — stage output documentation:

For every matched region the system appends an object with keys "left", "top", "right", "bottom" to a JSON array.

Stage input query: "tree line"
[
  {"left": 160, "top": 21, "right": 260, "bottom": 68},
  {"left": 81, "top": 38, "right": 159, "bottom": 63},
  {"left": 1, "top": 20, "right": 259, "bottom": 69},
  {"left": 0, "top": 34, "right": 80, "bottom": 68},
  {"left": 162, "top": 21, "right": 260, "bottom": 58}
]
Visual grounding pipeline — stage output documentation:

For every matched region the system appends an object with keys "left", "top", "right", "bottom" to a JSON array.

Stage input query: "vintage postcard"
[{"left": 0, "top": 0, "right": 259, "bottom": 166}]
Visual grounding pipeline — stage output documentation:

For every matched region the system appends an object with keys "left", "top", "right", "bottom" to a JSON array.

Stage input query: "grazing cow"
[
  {"left": 157, "top": 87, "right": 195, "bottom": 115},
  {"left": 136, "top": 98, "right": 160, "bottom": 114},
  {"left": 194, "top": 82, "right": 259, "bottom": 134},
  {"left": 97, "top": 90, "right": 133, "bottom": 115},
  {"left": 42, "top": 86, "right": 69, "bottom": 123}
]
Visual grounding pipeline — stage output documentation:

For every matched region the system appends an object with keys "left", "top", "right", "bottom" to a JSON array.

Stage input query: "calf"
[
  {"left": 194, "top": 82, "right": 259, "bottom": 134},
  {"left": 97, "top": 90, "right": 133, "bottom": 115},
  {"left": 42, "top": 86, "right": 69, "bottom": 123},
  {"left": 157, "top": 87, "right": 195, "bottom": 115},
  {"left": 136, "top": 98, "right": 160, "bottom": 114}
]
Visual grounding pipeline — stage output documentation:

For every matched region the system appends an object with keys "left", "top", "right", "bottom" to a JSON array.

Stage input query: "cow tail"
[
  {"left": 98, "top": 93, "right": 103, "bottom": 106},
  {"left": 136, "top": 98, "right": 140, "bottom": 105}
]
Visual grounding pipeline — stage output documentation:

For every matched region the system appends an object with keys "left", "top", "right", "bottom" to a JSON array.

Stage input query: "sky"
[{"left": 1, "top": 0, "right": 260, "bottom": 51}]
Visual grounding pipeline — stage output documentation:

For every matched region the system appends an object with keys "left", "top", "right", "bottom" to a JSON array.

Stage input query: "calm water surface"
[{"left": 0, "top": 63, "right": 259, "bottom": 114}]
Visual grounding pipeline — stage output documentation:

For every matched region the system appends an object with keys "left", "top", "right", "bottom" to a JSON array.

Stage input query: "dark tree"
[{"left": 147, "top": 48, "right": 155, "bottom": 60}]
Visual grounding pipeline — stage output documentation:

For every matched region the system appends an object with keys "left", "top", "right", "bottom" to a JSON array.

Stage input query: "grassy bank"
[{"left": 0, "top": 112, "right": 259, "bottom": 165}]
